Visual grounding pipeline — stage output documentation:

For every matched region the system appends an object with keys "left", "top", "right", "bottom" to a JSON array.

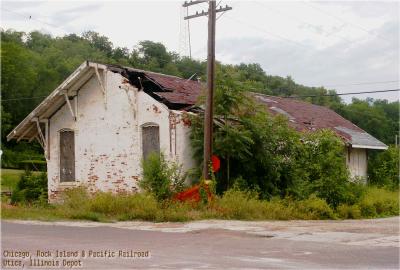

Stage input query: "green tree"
[
  {"left": 82, "top": 30, "right": 113, "bottom": 56},
  {"left": 368, "top": 146, "right": 399, "bottom": 189},
  {"left": 137, "top": 40, "right": 172, "bottom": 69}
]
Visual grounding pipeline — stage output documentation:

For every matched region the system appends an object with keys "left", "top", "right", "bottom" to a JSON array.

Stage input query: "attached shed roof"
[{"left": 253, "top": 93, "right": 388, "bottom": 150}]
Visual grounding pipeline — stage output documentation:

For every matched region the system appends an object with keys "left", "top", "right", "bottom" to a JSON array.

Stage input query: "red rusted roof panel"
[
  {"left": 144, "top": 72, "right": 202, "bottom": 105},
  {"left": 120, "top": 65, "right": 385, "bottom": 148},
  {"left": 252, "top": 94, "right": 365, "bottom": 142}
]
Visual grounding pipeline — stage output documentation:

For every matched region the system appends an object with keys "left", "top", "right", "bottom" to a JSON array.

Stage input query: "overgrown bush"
[
  {"left": 337, "top": 204, "right": 362, "bottom": 219},
  {"left": 139, "top": 153, "right": 186, "bottom": 202},
  {"left": 189, "top": 69, "right": 358, "bottom": 205},
  {"left": 90, "top": 192, "right": 159, "bottom": 221},
  {"left": 368, "top": 146, "right": 399, "bottom": 189},
  {"left": 11, "top": 170, "right": 47, "bottom": 205},
  {"left": 295, "top": 194, "right": 335, "bottom": 219},
  {"left": 2, "top": 186, "right": 398, "bottom": 221},
  {"left": 295, "top": 130, "right": 351, "bottom": 207},
  {"left": 218, "top": 188, "right": 266, "bottom": 220},
  {"left": 356, "top": 187, "right": 399, "bottom": 218},
  {"left": 58, "top": 187, "right": 160, "bottom": 221}
]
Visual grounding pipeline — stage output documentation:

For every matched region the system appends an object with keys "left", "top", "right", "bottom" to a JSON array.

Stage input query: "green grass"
[
  {"left": 1, "top": 169, "right": 25, "bottom": 191},
  {"left": 1, "top": 186, "right": 398, "bottom": 222},
  {"left": 1, "top": 205, "right": 64, "bottom": 221},
  {"left": 1, "top": 169, "right": 43, "bottom": 191}
]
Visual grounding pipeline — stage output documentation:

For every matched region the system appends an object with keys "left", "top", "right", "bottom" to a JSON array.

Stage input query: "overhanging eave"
[{"left": 6, "top": 61, "right": 95, "bottom": 142}]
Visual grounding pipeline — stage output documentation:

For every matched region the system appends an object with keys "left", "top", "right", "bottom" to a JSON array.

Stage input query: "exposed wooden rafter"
[
  {"left": 63, "top": 92, "right": 76, "bottom": 121},
  {"left": 17, "top": 124, "right": 34, "bottom": 142},
  {"left": 32, "top": 117, "right": 50, "bottom": 159},
  {"left": 94, "top": 64, "right": 107, "bottom": 109}
]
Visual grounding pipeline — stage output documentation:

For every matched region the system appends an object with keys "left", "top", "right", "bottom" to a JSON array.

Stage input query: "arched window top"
[
  {"left": 59, "top": 128, "right": 74, "bottom": 133},
  {"left": 141, "top": 122, "right": 159, "bottom": 128}
]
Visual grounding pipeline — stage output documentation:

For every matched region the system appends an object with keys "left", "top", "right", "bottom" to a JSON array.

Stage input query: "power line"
[
  {"left": 225, "top": 15, "right": 310, "bottom": 49},
  {"left": 1, "top": 7, "right": 70, "bottom": 34},
  {"left": 288, "top": 89, "right": 400, "bottom": 98},
  {"left": 324, "top": 80, "right": 399, "bottom": 88},
  {"left": 304, "top": 2, "right": 393, "bottom": 44},
  {"left": 254, "top": 1, "right": 354, "bottom": 44}
]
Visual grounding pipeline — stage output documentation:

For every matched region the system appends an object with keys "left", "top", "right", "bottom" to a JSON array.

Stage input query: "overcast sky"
[{"left": 1, "top": 0, "right": 399, "bottom": 102}]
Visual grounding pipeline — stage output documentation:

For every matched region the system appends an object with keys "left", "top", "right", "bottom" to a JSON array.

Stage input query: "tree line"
[{"left": 1, "top": 29, "right": 398, "bottom": 168}]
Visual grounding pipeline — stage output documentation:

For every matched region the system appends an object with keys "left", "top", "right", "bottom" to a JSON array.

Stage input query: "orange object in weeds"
[
  {"left": 174, "top": 182, "right": 213, "bottom": 203},
  {"left": 211, "top": 155, "right": 220, "bottom": 172}
]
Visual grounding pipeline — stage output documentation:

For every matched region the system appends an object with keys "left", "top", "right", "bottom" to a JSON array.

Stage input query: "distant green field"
[
  {"left": 1, "top": 169, "right": 45, "bottom": 191},
  {"left": 1, "top": 169, "right": 25, "bottom": 191}
]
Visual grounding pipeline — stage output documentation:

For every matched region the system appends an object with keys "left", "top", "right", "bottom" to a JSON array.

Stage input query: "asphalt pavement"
[{"left": 1, "top": 217, "right": 399, "bottom": 269}]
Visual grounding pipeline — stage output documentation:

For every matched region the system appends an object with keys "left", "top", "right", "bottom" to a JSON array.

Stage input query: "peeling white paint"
[
  {"left": 345, "top": 147, "right": 368, "bottom": 180},
  {"left": 47, "top": 69, "right": 196, "bottom": 202}
]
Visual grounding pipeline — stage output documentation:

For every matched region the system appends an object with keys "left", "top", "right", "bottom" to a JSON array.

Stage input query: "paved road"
[{"left": 1, "top": 217, "right": 399, "bottom": 269}]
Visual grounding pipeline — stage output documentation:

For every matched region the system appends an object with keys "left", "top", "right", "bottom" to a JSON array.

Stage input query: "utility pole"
[{"left": 183, "top": 0, "right": 232, "bottom": 179}]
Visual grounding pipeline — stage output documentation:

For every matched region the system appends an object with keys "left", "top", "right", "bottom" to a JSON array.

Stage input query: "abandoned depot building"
[{"left": 7, "top": 61, "right": 388, "bottom": 202}]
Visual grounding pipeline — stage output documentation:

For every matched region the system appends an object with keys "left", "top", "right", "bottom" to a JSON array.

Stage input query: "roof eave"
[
  {"left": 6, "top": 60, "right": 95, "bottom": 142},
  {"left": 351, "top": 144, "right": 388, "bottom": 150}
]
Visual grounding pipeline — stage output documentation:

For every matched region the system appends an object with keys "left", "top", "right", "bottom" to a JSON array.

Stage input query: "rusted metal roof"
[
  {"left": 105, "top": 64, "right": 203, "bottom": 108},
  {"left": 252, "top": 93, "right": 387, "bottom": 150},
  {"left": 143, "top": 72, "right": 202, "bottom": 106}
]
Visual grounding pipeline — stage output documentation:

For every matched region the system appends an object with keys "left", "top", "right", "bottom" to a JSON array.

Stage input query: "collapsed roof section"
[
  {"left": 105, "top": 63, "right": 202, "bottom": 110},
  {"left": 253, "top": 93, "right": 388, "bottom": 150}
]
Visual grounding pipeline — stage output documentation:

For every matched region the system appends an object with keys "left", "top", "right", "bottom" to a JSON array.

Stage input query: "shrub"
[
  {"left": 11, "top": 170, "right": 47, "bottom": 205},
  {"left": 58, "top": 187, "right": 160, "bottom": 221},
  {"left": 298, "top": 130, "right": 351, "bottom": 207},
  {"left": 218, "top": 189, "right": 266, "bottom": 220},
  {"left": 337, "top": 204, "right": 362, "bottom": 219},
  {"left": 3, "top": 186, "right": 399, "bottom": 221},
  {"left": 368, "top": 146, "right": 399, "bottom": 189},
  {"left": 57, "top": 187, "right": 94, "bottom": 219},
  {"left": 140, "top": 153, "right": 186, "bottom": 202},
  {"left": 263, "top": 197, "right": 297, "bottom": 220},
  {"left": 357, "top": 187, "right": 399, "bottom": 217},
  {"left": 90, "top": 192, "right": 159, "bottom": 221},
  {"left": 156, "top": 202, "right": 193, "bottom": 222},
  {"left": 296, "top": 194, "right": 335, "bottom": 219},
  {"left": 60, "top": 187, "right": 90, "bottom": 210}
]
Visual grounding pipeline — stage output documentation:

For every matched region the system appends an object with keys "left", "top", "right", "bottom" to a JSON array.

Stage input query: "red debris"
[{"left": 174, "top": 183, "right": 213, "bottom": 203}]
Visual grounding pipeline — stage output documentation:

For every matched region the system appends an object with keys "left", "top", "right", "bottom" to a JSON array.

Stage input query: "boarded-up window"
[
  {"left": 142, "top": 125, "right": 160, "bottom": 160},
  {"left": 60, "top": 130, "right": 75, "bottom": 182}
]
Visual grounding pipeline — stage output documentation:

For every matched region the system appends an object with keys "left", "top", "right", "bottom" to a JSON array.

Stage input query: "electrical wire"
[
  {"left": 254, "top": 1, "right": 353, "bottom": 44},
  {"left": 304, "top": 2, "right": 393, "bottom": 44},
  {"left": 224, "top": 15, "right": 310, "bottom": 48},
  {"left": 1, "top": 7, "right": 70, "bottom": 33},
  {"left": 288, "top": 89, "right": 400, "bottom": 98},
  {"left": 324, "top": 80, "right": 399, "bottom": 87}
]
